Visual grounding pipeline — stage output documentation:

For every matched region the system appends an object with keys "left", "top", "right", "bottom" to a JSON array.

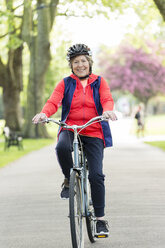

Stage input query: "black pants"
[{"left": 55, "top": 130, "right": 105, "bottom": 217}]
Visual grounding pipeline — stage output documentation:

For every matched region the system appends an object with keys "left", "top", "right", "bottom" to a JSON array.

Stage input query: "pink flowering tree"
[{"left": 99, "top": 44, "right": 165, "bottom": 105}]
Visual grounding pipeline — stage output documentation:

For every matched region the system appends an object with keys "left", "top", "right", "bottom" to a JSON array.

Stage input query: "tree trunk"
[
  {"left": 153, "top": 0, "right": 165, "bottom": 21},
  {"left": 3, "top": 87, "right": 22, "bottom": 131},
  {"left": 0, "top": 0, "right": 23, "bottom": 132},
  {"left": 24, "top": 0, "right": 59, "bottom": 138},
  {"left": 2, "top": 46, "right": 23, "bottom": 131},
  {"left": 24, "top": 35, "right": 50, "bottom": 138}
]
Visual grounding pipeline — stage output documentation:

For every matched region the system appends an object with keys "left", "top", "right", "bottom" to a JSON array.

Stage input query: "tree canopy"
[
  {"left": 98, "top": 43, "right": 165, "bottom": 104},
  {"left": 0, "top": 0, "right": 165, "bottom": 136}
]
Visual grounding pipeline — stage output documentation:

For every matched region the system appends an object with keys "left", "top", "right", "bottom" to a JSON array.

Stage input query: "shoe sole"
[{"left": 60, "top": 196, "right": 69, "bottom": 200}]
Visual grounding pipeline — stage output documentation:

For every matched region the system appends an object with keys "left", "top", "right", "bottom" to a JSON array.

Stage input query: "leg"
[
  {"left": 55, "top": 130, "right": 74, "bottom": 180},
  {"left": 81, "top": 136, "right": 105, "bottom": 218},
  {"left": 82, "top": 137, "right": 109, "bottom": 237}
]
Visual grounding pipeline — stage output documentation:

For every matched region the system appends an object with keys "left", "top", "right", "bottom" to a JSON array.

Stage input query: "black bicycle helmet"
[{"left": 66, "top": 44, "right": 92, "bottom": 61}]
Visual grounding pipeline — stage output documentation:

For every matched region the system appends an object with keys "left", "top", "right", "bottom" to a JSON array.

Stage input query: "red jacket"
[{"left": 41, "top": 74, "right": 114, "bottom": 140}]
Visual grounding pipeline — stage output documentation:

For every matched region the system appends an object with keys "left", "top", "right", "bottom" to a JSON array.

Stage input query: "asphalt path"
[{"left": 0, "top": 118, "right": 165, "bottom": 248}]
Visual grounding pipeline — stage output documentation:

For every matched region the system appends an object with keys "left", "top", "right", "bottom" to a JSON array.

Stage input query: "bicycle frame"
[{"left": 71, "top": 127, "right": 88, "bottom": 218}]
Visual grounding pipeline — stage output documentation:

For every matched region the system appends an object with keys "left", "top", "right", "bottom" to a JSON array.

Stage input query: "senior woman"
[{"left": 32, "top": 44, "right": 117, "bottom": 236}]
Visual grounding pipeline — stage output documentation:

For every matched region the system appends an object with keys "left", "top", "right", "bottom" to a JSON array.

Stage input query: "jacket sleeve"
[
  {"left": 41, "top": 79, "right": 65, "bottom": 117},
  {"left": 99, "top": 77, "right": 114, "bottom": 112}
]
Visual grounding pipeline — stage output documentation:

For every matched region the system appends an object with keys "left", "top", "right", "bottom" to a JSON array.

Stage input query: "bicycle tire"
[
  {"left": 85, "top": 183, "right": 96, "bottom": 243},
  {"left": 69, "top": 170, "right": 84, "bottom": 248}
]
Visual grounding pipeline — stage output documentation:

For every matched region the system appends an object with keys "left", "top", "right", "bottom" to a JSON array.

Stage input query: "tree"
[
  {"left": 99, "top": 44, "right": 165, "bottom": 105},
  {"left": 0, "top": 0, "right": 23, "bottom": 131},
  {"left": 23, "top": 0, "right": 59, "bottom": 138},
  {"left": 1, "top": 0, "right": 128, "bottom": 135},
  {"left": 153, "top": 0, "right": 165, "bottom": 21},
  {"left": 0, "top": 0, "right": 164, "bottom": 136},
  {"left": 44, "top": 40, "right": 71, "bottom": 101}
]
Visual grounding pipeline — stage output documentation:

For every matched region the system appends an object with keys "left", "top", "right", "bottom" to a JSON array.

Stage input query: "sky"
[
  {"left": 63, "top": 11, "right": 139, "bottom": 47},
  {"left": 50, "top": 4, "right": 162, "bottom": 63},
  {"left": 52, "top": 8, "right": 140, "bottom": 55}
]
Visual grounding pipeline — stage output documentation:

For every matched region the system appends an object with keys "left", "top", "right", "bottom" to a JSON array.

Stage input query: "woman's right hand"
[{"left": 32, "top": 113, "right": 47, "bottom": 124}]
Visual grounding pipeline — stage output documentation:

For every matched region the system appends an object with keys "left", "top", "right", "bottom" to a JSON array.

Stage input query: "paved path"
[{"left": 0, "top": 118, "right": 165, "bottom": 248}]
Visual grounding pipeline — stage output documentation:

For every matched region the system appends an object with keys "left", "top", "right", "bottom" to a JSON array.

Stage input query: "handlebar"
[{"left": 40, "top": 115, "right": 107, "bottom": 133}]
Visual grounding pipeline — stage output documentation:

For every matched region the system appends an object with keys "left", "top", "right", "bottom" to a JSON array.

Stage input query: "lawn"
[
  {"left": 144, "top": 114, "right": 165, "bottom": 135},
  {"left": 0, "top": 138, "right": 55, "bottom": 168},
  {"left": 145, "top": 141, "right": 165, "bottom": 152},
  {"left": 0, "top": 120, "right": 57, "bottom": 168},
  {"left": 133, "top": 114, "right": 165, "bottom": 152}
]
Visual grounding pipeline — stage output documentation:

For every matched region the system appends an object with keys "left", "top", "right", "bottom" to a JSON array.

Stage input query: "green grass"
[
  {"left": 0, "top": 120, "right": 58, "bottom": 168},
  {"left": 145, "top": 141, "right": 165, "bottom": 152},
  {"left": 144, "top": 115, "right": 165, "bottom": 135},
  {"left": 132, "top": 114, "right": 165, "bottom": 152},
  {"left": 0, "top": 138, "right": 55, "bottom": 169}
]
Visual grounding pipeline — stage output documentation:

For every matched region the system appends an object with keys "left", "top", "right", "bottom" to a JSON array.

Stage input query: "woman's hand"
[
  {"left": 103, "top": 111, "right": 118, "bottom": 121},
  {"left": 32, "top": 113, "right": 47, "bottom": 124}
]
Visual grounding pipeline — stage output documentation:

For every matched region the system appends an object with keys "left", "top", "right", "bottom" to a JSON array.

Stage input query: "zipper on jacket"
[{"left": 83, "top": 86, "right": 86, "bottom": 130}]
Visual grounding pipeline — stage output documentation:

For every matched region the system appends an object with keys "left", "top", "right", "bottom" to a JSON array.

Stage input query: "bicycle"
[{"left": 41, "top": 115, "right": 108, "bottom": 248}]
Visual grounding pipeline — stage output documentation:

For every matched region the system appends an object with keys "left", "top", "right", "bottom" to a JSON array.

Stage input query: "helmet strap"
[{"left": 78, "top": 75, "right": 90, "bottom": 80}]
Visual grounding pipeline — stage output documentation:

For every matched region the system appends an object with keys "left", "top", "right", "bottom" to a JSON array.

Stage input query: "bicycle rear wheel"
[{"left": 69, "top": 170, "right": 84, "bottom": 248}]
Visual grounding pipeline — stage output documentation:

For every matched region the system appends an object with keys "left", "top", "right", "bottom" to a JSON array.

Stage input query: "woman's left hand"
[{"left": 103, "top": 111, "right": 118, "bottom": 121}]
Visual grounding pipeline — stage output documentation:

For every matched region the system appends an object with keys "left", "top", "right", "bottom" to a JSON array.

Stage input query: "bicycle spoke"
[
  {"left": 85, "top": 166, "right": 96, "bottom": 243},
  {"left": 69, "top": 171, "right": 84, "bottom": 248}
]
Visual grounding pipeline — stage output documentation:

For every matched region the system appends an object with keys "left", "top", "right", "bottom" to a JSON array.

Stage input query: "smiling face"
[{"left": 71, "top": 55, "right": 90, "bottom": 78}]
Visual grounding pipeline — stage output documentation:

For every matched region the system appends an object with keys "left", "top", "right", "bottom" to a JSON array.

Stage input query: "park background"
[{"left": 0, "top": 0, "right": 165, "bottom": 166}]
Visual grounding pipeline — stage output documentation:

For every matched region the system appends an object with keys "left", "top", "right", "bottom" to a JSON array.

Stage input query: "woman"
[{"left": 32, "top": 44, "right": 117, "bottom": 236}]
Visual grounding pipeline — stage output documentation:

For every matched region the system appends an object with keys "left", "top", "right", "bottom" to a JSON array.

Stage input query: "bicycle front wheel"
[
  {"left": 86, "top": 183, "right": 96, "bottom": 243},
  {"left": 69, "top": 170, "right": 84, "bottom": 248}
]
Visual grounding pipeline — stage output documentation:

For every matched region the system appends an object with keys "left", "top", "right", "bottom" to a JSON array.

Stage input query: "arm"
[
  {"left": 41, "top": 79, "right": 65, "bottom": 117},
  {"left": 32, "top": 80, "right": 65, "bottom": 124}
]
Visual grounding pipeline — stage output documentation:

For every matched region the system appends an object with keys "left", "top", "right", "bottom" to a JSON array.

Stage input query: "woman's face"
[{"left": 71, "top": 55, "right": 90, "bottom": 78}]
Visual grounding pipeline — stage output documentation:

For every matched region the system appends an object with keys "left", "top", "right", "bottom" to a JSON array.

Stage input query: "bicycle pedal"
[{"left": 95, "top": 234, "right": 109, "bottom": 238}]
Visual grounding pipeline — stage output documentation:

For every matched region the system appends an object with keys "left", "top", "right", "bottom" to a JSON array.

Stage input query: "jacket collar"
[{"left": 70, "top": 73, "right": 98, "bottom": 85}]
